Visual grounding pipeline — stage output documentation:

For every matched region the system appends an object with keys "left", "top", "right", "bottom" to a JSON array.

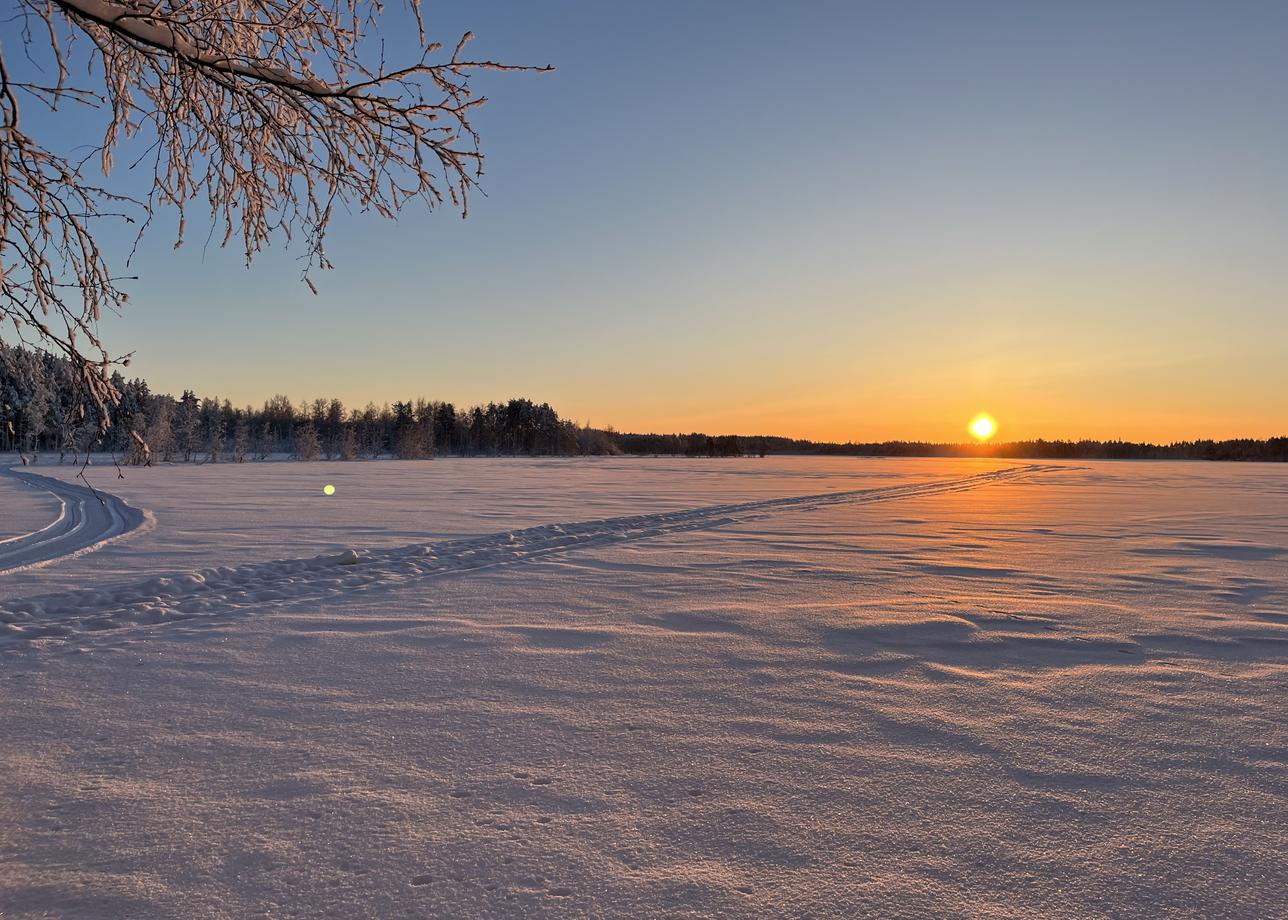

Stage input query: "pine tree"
[
  {"left": 174, "top": 391, "right": 200, "bottom": 461},
  {"left": 326, "top": 399, "right": 346, "bottom": 459}
]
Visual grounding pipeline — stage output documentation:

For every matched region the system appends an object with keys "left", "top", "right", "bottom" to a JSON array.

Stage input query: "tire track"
[
  {"left": 0, "top": 466, "right": 150, "bottom": 576},
  {"left": 1, "top": 463, "right": 1066, "bottom": 643}
]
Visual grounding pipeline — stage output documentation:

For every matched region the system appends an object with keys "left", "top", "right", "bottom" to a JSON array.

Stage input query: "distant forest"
[
  {"left": 2, "top": 343, "right": 1285, "bottom": 462},
  {"left": 0, "top": 342, "right": 615, "bottom": 462},
  {"left": 617, "top": 433, "right": 1288, "bottom": 462}
]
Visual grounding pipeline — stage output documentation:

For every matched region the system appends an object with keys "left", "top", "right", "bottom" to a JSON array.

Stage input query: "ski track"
[
  {"left": 0, "top": 466, "right": 151, "bottom": 577},
  {"left": 0, "top": 464, "right": 1067, "bottom": 644}
]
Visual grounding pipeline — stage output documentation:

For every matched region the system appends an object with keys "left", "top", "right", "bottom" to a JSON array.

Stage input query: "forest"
[
  {"left": 3, "top": 343, "right": 1285, "bottom": 462},
  {"left": 615, "top": 433, "right": 1288, "bottom": 462},
  {"left": 0, "top": 342, "right": 616, "bottom": 461}
]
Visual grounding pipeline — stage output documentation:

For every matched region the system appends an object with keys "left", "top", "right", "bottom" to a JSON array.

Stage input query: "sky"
[{"left": 6, "top": 0, "right": 1288, "bottom": 442}]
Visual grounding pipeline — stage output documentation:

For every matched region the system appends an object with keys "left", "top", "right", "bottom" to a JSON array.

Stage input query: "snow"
[
  {"left": 1, "top": 457, "right": 1286, "bottom": 918},
  {"left": 0, "top": 467, "right": 60, "bottom": 543},
  {"left": 1, "top": 462, "right": 1056, "bottom": 639},
  {"left": 0, "top": 455, "right": 989, "bottom": 600},
  {"left": 0, "top": 467, "right": 150, "bottom": 576}
]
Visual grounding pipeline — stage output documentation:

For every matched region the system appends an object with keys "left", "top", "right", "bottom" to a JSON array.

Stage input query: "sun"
[{"left": 968, "top": 413, "right": 997, "bottom": 442}]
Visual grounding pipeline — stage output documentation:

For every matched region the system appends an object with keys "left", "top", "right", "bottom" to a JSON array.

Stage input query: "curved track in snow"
[
  {"left": 0, "top": 466, "right": 149, "bottom": 576},
  {"left": 1, "top": 464, "right": 1067, "bottom": 643}
]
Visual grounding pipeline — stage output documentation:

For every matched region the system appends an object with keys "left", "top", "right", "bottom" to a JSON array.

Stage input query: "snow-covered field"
[{"left": 2, "top": 456, "right": 1286, "bottom": 919}]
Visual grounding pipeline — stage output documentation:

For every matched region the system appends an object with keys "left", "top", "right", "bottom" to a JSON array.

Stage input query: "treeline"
[
  {"left": 1, "top": 342, "right": 618, "bottom": 461},
  {"left": 615, "top": 432, "right": 753, "bottom": 457},
  {"left": 877, "top": 438, "right": 1288, "bottom": 462},
  {"left": 618, "top": 433, "right": 1288, "bottom": 462},
  {"left": 3, "top": 342, "right": 1285, "bottom": 462}
]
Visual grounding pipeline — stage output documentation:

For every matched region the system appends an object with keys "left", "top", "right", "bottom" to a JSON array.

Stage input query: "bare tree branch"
[{"left": 1, "top": 0, "right": 549, "bottom": 432}]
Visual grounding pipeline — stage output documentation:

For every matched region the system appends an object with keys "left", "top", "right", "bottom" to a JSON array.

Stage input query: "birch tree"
[{"left": 1, "top": 0, "right": 547, "bottom": 429}]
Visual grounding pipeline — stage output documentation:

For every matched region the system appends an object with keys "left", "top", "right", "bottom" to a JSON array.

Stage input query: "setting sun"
[{"left": 969, "top": 413, "right": 998, "bottom": 441}]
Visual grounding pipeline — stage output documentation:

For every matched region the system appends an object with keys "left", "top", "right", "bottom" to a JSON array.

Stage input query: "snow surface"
[
  {"left": 1, "top": 457, "right": 1286, "bottom": 918},
  {"left": 0, "top": 468, "right": 60, "bottom": 544},
  {"left": 0, "top": 466, "right": 150, "bottom": 576}
]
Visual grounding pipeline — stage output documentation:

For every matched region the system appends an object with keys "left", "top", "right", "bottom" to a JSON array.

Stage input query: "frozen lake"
[{"left": 2, "top": 456, "right": 1286, "bottom": 918}]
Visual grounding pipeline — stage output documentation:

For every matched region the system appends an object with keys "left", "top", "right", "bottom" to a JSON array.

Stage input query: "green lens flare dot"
[{"left": 323, "top": 484, "right": 336, "bottom": 496}]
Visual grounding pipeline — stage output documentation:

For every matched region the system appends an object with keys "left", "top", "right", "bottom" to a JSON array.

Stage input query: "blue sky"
[{"left": 4, "top": 1, "right": 1287, "bottom": 440}]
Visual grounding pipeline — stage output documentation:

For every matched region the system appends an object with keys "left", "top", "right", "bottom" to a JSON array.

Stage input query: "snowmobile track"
[
  {"left": 1, "top": 463, "right": 1066, "bottom": 643},
  {"left": 0, "top": 466, "right": 150, "bottom": 576}
]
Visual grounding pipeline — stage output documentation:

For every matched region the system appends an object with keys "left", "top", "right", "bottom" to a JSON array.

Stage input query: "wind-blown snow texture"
[
  {"left": 0, "top": 464, "right": 1053, "bottom": 641},
  {"left": 1, "top": 457, "right": 1286, "bottom": 919}
]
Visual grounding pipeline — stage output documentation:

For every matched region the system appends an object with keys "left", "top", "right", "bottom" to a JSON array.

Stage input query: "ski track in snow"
[
  {"left": 0, "top": 466, "right": 151, "bottom": 577},
  {"left": 0, "top": 464, "right": 1066, "bottom": 644}
]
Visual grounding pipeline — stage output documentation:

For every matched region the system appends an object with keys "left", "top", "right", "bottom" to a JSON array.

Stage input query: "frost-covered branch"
[{"left": 0, "top": 0, "right": 549, "bottom": 429}]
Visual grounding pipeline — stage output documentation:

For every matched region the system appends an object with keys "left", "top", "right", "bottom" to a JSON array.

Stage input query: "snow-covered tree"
[
  {"left": 294, "top": 421, "right": 321, "bottom": 461},
  {"left": 233, "top": 420, "right": 250, "bottom": 463},
  {"left": 326, "top": 400, "right": 347, "bottom": 459},
  {"left": 205, "top": 405, "right": 226, "bottom": 463},
  {"left": 1, "top": 1, "right": 549, "bottom": 430},
  {"left": 174, "top": 391, "right": 200, "bottom": 461},
  {"left": 146, "top": 398, "right": 176, "bottom": 463},
  {"left": 254, "top": 421, "right": 272, "bottom": 460},
  {"left": 20, "top": 358, "right": 52, "bottom": 454},
  {"left": 341, "top": 426, "right": 359, "bottom": 461}
]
